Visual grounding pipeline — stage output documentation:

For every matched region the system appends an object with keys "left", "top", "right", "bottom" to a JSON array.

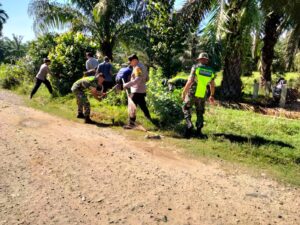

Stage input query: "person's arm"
[
  {"left": 181, "top": 66, "right": 195, "bottom": 100},
  {"left": 86, "top": 60, "right": 89, "bottom": 71},
  {"left": 96, "top": 64, "right": 101, "bottom": 73},
  {"left": 45, "top": 66, "right": 52, "bottom": 77},
  {"left": 123, "top": 75, "right": 141, "bottom": 88},
  {"left": 123, "top": 67, "right": 142, "bottom": 88},
  {"left": 90, "top": 87, "right": 99, "bottom": 99},
  {"left": 181, "top": 77, "right": 194, "bottom": 101},
  {"left": 209, "top": 80, "right": 215, "bottom": 104}
]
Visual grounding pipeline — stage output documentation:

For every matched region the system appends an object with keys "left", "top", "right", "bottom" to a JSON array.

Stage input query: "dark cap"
[
  {"left": 128, "top": 54, "right": 139, "bottom": 63},
  {"left": 43, "top": 58, "right": 51, "bottom": 63}
]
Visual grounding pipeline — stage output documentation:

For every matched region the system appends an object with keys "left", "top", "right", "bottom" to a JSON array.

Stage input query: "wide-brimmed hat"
[{"left": 197, "top": 52, "right": 209, "bottom": 60}]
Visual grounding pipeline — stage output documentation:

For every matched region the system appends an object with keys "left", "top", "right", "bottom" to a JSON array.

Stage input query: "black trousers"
[
  {"left": 130, "top": 93, "right": 151, "bottom": 123},
  {"left": 30, "top": 78, "right": 53, "bottom": 98},
  {"left": 103, "top": 81, "right": 114, "bottom": 92}
]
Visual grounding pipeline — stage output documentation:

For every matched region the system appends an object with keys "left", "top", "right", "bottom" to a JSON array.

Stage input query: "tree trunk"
[
  {"left": 100, "top": 41, "right": 113, "bottom": 61},
  {"left": 220, "top": 0, "right": 245, "bottom": 101},
  {"left": 221, "top": 49, "right": 243, "bottom": 100},
  {"left": 261, "top": 12, "right": 282, "bottom": 83},
  {"left": 285, "top": 24, "right": 300, "bottom": 71}
]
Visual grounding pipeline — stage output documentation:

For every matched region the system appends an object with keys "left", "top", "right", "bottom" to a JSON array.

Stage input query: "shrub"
[
  {"left": 48, "top": 32, "right": 98, "bottom": 95},
  {"left": 0, "top": 64, "right": 21, "bottom": 89},
  {"left": 27, "top": 33, "right": 58, "bottom": 75},
  {"left": 147, "top": 67, "right": 183, "bottom": 127}
]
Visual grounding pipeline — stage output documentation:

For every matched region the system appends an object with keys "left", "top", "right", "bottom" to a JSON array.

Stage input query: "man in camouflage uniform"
[
  {"left": 71, "top": 73, "right": 105, "bottom": 124},
  {"left": 182, "top": 52, "right": 215, "bottom": 138}
]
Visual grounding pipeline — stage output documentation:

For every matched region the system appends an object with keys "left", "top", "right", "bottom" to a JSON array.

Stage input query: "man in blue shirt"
[
  {"left": 96, "top": 56, "right": 113, "bottom": 92},
  {"left": 115, "top": 64, "right": 133, "bottom": 90}
]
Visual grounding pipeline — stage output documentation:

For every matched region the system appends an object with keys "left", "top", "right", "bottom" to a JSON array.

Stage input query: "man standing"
[
  {"left": 71, "top": 73, "right": 105, "bottom": 124},
  {"left": 123, "top": 54, "right": 151, "bottom": 129},
  {"left": 30, "top": 58, "right": 53, "bottom": 99},
  {"left": 96, "top": 56, "right": 113, "bottom": 92},
  {"left": 181, "top": 52, "right": 215, "bottom": 139},
  {"left": 85, "top": 52, "right": 99, "bottom": 71}
]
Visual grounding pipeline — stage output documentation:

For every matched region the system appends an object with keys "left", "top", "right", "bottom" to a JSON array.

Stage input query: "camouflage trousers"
[
  {"left": 74, "top": 91, "right": 90, "bottom": 117},
  {"left": 182, "top": 92, "right": 206, "bottom": 129}
]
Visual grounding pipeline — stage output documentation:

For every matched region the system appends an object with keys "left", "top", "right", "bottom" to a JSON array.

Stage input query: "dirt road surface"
[{"left": 0, "top": 90, "right": 299, "bottom": 225}]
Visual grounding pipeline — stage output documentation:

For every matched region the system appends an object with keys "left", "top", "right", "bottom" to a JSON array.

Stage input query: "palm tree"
[
  {"left": 285, "top": 24, "right": 300, "bottom": 71},
  {"left": 28, "top": 0, "right": 146, "bottom": 59},
  {"left": 0, "top": 35, "right": 27, "bottom": 63},
  {"left": 213, "top": 0, "right": 260, "bottom": 100},
  {"left": 0, "top": 3, "right": 9, "bottom": 36},
  {"left": 260, "top": 0, "right": 300, "bottom": 84},
  {"left": 260, "top": 7, "right": 283, "bottom": 84}
]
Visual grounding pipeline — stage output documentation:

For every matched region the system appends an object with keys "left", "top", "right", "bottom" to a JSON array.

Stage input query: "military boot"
[
  {"left": 196, "top": 128, "right": 207, "bottom": 139},
  {"left": 85, "top": 116, "right": 95, "bottom": 124},
  {"left": 77, "top": 112, "right": 85, "bottom": 119},
  {"left": 184, "top": 127, "right": 193, "bottom": 139}
]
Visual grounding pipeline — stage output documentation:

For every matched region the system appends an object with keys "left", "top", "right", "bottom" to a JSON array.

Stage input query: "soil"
[{"left": 0, "top": 90, "right": 299, "bottom": 225}]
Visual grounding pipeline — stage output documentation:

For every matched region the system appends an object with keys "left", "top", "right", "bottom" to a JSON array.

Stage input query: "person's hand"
[
  {"left": 101, "top": 92, "right": 106, "bottom": 98},
  {"left": 209, "top": 96, "right": 215, "bottom": 105},
  {"left": 90, "top": 87, "right": 97, "bottom": 95}
]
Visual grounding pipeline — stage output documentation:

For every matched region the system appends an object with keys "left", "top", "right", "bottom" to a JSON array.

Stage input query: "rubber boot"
[
  {"left": 77, "top": 113, "right": 85, "bottom": 119},
  {"left": 85, "top": 116, "right": 95, "bottom": 124}
]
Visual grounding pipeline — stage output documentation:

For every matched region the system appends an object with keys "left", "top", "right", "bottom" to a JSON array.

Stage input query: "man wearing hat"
[
  {"left": 30, "top": 58, "right": 53, "bottom": 99},
  {"left": 181, "top": 52, "right": 215, "bottom": 138},
  {"left": 123, "top": 54, "right": 151, "bottom": 129}
]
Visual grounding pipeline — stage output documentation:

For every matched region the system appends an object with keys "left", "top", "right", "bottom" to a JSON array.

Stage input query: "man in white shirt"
[
  {"left": 30, "top": 58, "right": 53, "bottom": 99},
  {"left": 85, "top": 52, "right": 99, "bottom": 71}
]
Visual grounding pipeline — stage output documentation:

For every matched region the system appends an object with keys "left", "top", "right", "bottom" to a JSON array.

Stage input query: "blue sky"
[{"left": 1, "top": 0, "right": 186, "bottom": 42}]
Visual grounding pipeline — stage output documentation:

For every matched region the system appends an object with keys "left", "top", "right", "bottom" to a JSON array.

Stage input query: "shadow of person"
[{"left": 213, "top": 133, "right": 294, "bottom": 149}]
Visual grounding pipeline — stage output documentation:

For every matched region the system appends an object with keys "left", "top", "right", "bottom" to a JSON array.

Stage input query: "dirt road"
[{"left": 0, "top": 90, "right": 299, "bottom": 225}]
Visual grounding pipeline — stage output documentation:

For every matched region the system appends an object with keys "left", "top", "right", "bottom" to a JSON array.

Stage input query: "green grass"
[{"left": 4, "top": 72, "right": 300, "bottom": 186}]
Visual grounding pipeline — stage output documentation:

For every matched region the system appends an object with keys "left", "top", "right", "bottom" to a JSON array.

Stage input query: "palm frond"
[
  {"left": 0, "top": 3, "right": 9, "bottom": 26},
  {"left": 70, "top": 0, "right": 99, "bottom": 15},
  {"left": 28, "top": 0, "right": 84, "bottom": 33},
  {"left": 179, "top": 0, "right": 216, "bottom": 29},
  {"left": 93, "top": 0, "right": 109, "bottom": 23}
]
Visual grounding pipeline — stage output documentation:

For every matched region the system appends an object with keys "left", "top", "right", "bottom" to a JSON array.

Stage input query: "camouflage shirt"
[{"left": 71, "top": 76, "right": 99, "bottom": 93}]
